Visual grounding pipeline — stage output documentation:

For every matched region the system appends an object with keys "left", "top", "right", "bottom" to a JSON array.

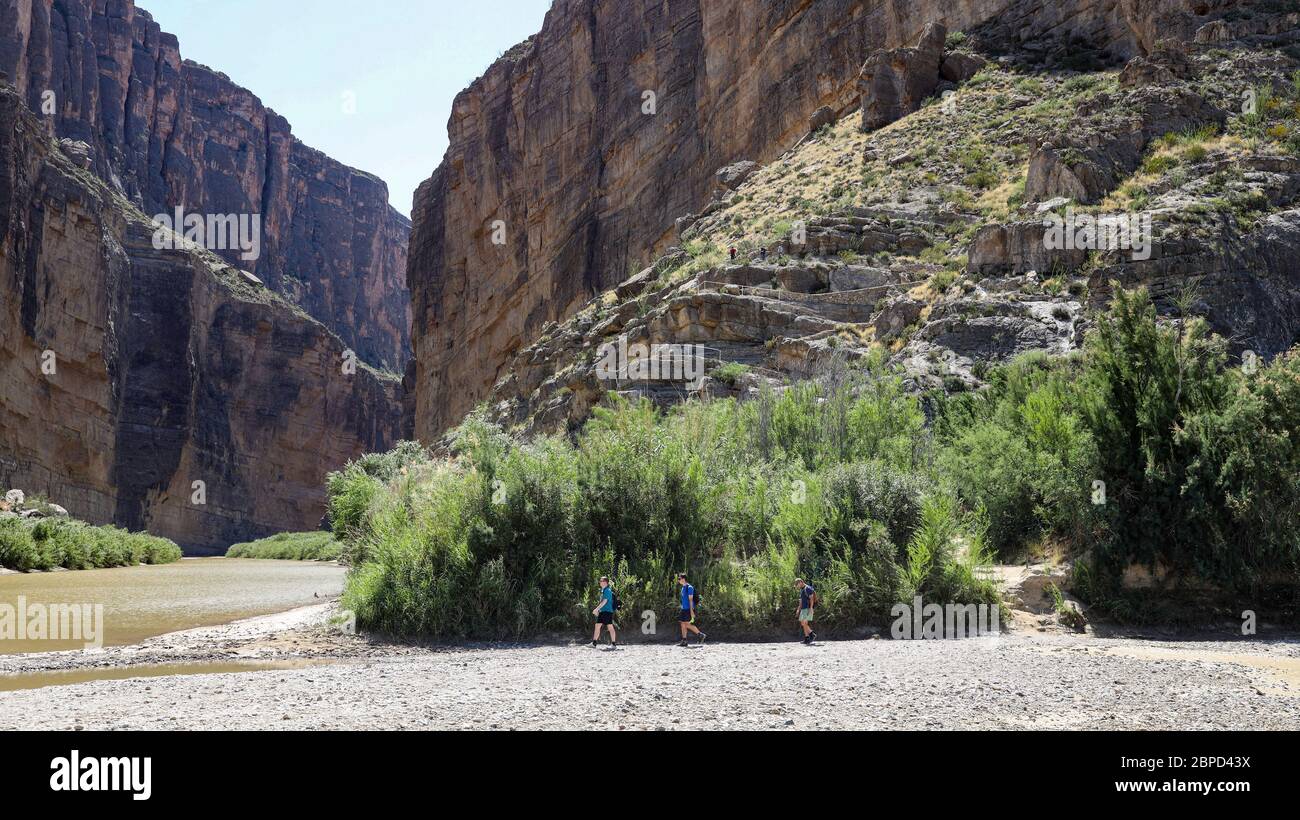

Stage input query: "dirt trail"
[{"left": 0, "top": 602, "right": 1297, "bottom": 730}]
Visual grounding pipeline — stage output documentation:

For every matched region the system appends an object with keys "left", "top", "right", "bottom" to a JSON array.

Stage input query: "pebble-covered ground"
[{"left": 1, "top": 604, "right": 1297, "bottom": 730}]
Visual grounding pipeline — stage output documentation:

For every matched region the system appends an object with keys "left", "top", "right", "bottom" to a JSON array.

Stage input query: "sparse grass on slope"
[{"left": 688, "top": 66, "right": 1122, "bottom": 257}]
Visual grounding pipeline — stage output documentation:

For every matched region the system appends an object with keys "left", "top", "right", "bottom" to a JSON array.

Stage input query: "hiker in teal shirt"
[{"left": 590, "top": 576, "right": 618, "bottom": 649}]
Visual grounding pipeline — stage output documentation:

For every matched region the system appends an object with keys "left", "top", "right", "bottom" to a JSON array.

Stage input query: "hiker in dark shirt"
[
  {"left": 760, "top": 247, "right": 768, "bottom": 263},
  {"left": 591, "top": 576, "right": 618, "bottom": 649},
  {"left": 795, "top": 578, "right": 817, "bottom": 645},
  {"left": 729, "top": 246, "right": 737, "bottom": 261}
]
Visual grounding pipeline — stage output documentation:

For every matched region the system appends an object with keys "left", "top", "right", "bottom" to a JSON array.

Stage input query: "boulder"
[
  {"left": 675, "top": 213, "right": 699, "bottom": 239},
  {"left": 1194, "top": 20, "right": 1232, "bottom": 44},
  {"left": 716, "top": 161, "right": 759, "bottom": 190},
  {"left": 57, "top": 138, "right": 94, "bottom": 170},
  {"left": 831, "top": 266, "right": 892, "bottom": 292},
  {"left": 1118, "top": 56, "right": 1178, "bottom": 88},
  {"left": 808, "top": 106, "right": 836, "bottom": 134},
  {"left": 616, "top": 267, "right": 656, "bottom": 301},
  {"left": 940, "top": 52, "right": 987, "bottom": 84},
  {"left": 1023, "top": 144, "right": 1095, "bottom": 204},
  {"left": 775, "top": 266, "right": 825, "bottom": 294},
  {"left": 859, "top": 23, "right": 947, "bottom": 132},
  {"left": 874, "top": 299, "right": 926, "bottom": 341},
  {"left": 967, "top": 221, "right": 1088, "bottom": 277}
]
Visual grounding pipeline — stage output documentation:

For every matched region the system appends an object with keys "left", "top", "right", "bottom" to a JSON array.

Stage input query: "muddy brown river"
[{"left": 0, "top": 558, "right": 346, "bottom": 653}]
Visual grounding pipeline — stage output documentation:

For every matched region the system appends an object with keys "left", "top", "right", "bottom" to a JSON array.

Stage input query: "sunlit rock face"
[{"left": 406, "top": 0, "right": 1218, "bottom": 442}]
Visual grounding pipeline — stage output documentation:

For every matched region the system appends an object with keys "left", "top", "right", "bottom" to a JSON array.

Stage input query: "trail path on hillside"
[{"left": 0, "top": 603, "right": 1297, "bottom": 730}]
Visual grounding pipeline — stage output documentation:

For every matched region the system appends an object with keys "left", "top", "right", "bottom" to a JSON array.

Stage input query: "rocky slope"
[
  {"left": 0, "top": 0, "right": 411, "bottom": 371},
  {"left": 407, "top": 0, "right": 1253, "bottom": 441},
  {"left": 0, "top": 83, "right": 402, "bottom": 553},
  {"left": 458, "top": 3, "right": 1300, "bottom": 438}
]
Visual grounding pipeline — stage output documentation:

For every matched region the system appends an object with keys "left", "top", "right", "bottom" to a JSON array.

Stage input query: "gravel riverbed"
[{"left": 1, "top": 603, "right": 1297, "bottom": 730}]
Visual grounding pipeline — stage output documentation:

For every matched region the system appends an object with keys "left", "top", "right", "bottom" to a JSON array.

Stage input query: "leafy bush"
[
  {"left": 937, "top": 356, "right": 1097, "bottom": 557},
  {"left": 338, "top": 366, "right": 995, "bottom": 640},
  {"left": 0, "top": 516, "right": 181, "bottom": 571},
  {"left": 326, "top": 440, "right": 432, "bottom": 546},
  {"left": 713, "top": 362, "right": 750, "bottom": 387},
  {"left": 0, "top": 519, "right": 39, "bottom": 571},
  {"left": 337, "top": 285, "right": 1300, "bottom": 633},
  {"left": 226, "top": 531, "right": 341, "bottom": 561},
  {"left": 1081, "top": 288, "right": 1300, "bottom": 590}
]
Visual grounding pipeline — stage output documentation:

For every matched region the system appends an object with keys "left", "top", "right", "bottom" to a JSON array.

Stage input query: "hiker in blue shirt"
[
  {"left": 590, "top": 576, "right": 618, "bottom": 649},
  {"left": 795, "top": 578, "right": 818, "bottom": 645},
  {"left": 676, "top": 573, "right": 706, "bottom": 647}
]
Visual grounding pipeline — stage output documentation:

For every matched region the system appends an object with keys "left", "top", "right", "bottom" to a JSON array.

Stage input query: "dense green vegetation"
[
  {"left": 0, "top": 516, "right": 182, "bottom": 572},
  {"left": 330, "top": 287, "right": 1300, "bottom": 637},
  {"left": 332, "top": 357, "right": 998, "bottom": 639},
  {"left": 938, "top": 288, "right": 1300, "bottom": 617},
  {"left": 225, "top": 531, "right": 341, "bottom": 561}
]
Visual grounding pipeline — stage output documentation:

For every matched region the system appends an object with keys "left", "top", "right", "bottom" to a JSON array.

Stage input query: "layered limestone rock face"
[
  {"left": 407, "top": 0, "right": 1238, "bottom": 443},
  {"left": 0, "top": 0, "right": 411, "bottom": 371},
  {"left": 0, "top": 85, "right": 401, "bottom": 553},
  {"left": 436, "top": 2, "right": 1300, "bottom": 439}
]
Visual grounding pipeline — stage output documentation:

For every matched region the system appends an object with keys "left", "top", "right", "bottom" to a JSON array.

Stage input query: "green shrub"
[
  {"left": 226, "top": 531, "right": 341, "bottom": 560},
  {"left": 0, "top": 517, "right": 180, "bottom": 571},
  {"left": 1078, "top": 287, "right": 1300, "bottom": 593},
  {"left": 0, "top": 518, "right": 39, "bottom": 571},
  {"left": 327, "top": 440, "right": 431, "bottom": 545},
  {"left": 713, "top": 362, "right": 750, "bottom": 387},
  {"left": 336, "top": 285, "right": 1300, "bottom": 634},
  {"left": 337, "top": 374, "right": 992, "bottom": 639},
  {"left": 935, "top": 354, "right": 1097, "bottom": 558}
]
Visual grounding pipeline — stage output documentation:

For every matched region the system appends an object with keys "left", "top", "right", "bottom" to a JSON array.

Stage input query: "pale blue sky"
[{"left": 144, "top": 0, "right": 553, "bottom": 216}]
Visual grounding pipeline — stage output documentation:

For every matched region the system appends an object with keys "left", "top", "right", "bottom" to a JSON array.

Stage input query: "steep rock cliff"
[
  {"left": 0, "top": 84, "right": 401, "bottom": 553},
  {"left": 407, "top": 0, "right": 1239, "bottom": 441},
  {"left": 0, "top": 0, "right": 411, "bottom": 371},
  {"left": 465, "top": 10, "right": 1300, "bottom": 440}
]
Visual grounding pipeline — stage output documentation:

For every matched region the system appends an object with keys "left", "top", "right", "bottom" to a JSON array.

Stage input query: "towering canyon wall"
[
  {"left": 0, "top": 0, "right": 413, "bottom": 551},
  {"left": 407, "top": 0, "right": 1242, "bottom": 441},
  {"left": 0, "top": 83, "right": 401, "bottom": 552},
  {"left": 0, "top": 0, "right": 411, "bottom": 371}
]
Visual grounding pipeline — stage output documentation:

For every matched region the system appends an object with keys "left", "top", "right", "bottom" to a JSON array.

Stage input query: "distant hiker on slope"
[
  {"left": 591, "top": 576, "right": 618, "bottom": 649},
  {"left": 795, "top": 578, "right": 817, "bottom": 644},
  {"left": 677, "top": 573, "right": 706, "bottom": 647},
  {"left": 729, "top": 246, "right": 737, "bottom": 261}
]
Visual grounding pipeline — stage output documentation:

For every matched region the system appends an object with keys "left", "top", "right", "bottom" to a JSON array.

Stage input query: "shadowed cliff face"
[
  {"left": 405, "top": 0, "right": 1242, "bottom": 442},
  {"left": 0, "top": 0, "right": 412, "bottom": 372},
  {"left": 0, "top": 86, "right": 402, "bottom": 553}
]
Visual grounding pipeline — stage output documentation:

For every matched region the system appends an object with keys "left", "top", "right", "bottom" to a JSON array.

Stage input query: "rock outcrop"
[
  {"left": 0, "top": 0, "right": 412, "bottom": 371},
  {"left": 0, "top": 82, "right": 402, "bottom": 553},
  {"left": 1023, "top": 83, "right": 1229, "bottom": 205},
  {"left": 411, "top": 1, "right": 1300, "bottom": 441},
  {"left": 407, "top": 0, "right": 1243, "bottom": 443},
  {"left": 859, "top": 23, "right": 948, "bottom": 132}
]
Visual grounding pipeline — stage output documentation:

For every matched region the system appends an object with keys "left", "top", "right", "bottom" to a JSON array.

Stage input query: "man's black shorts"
[
  {"left": 678, "top": 611, "right": 695, "bottom": 623},
  {"left": 597, "top": 611, "right": 614, "bottom": 625}
]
